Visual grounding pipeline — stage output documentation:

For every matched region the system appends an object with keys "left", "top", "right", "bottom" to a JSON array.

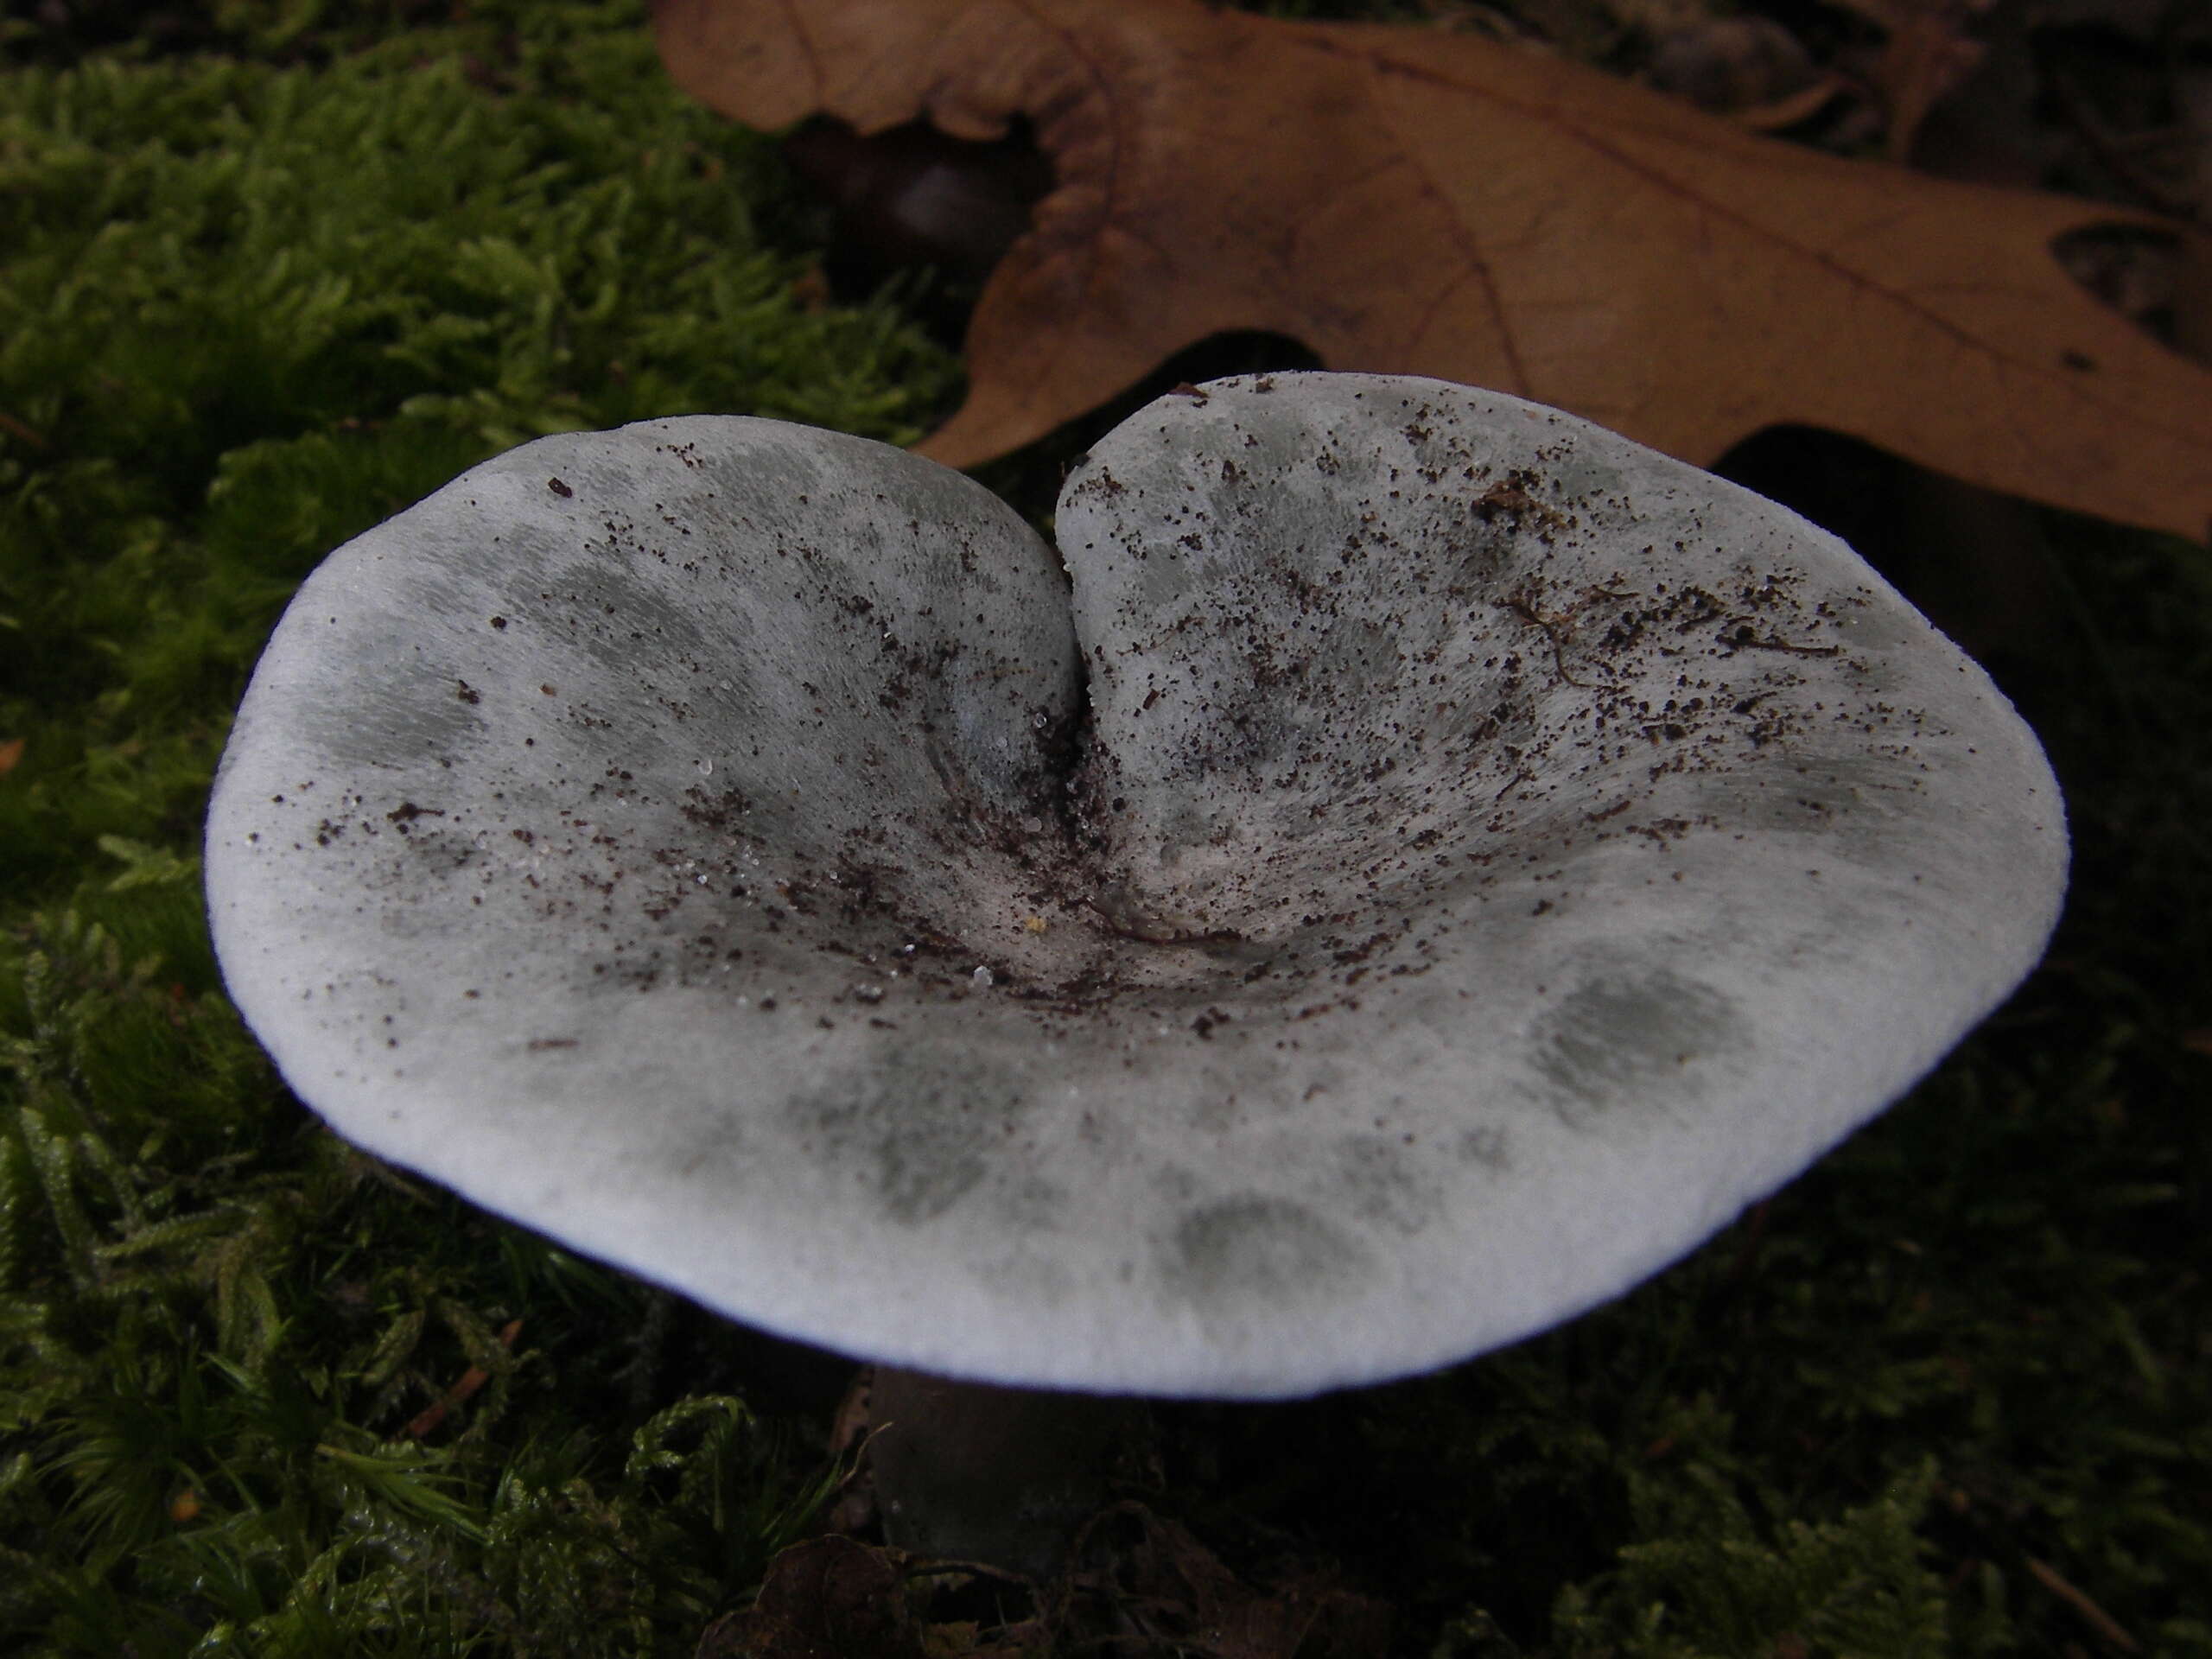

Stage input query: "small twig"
[
  {"left": 2045, "top": 67, "right": 2200, "bottom": 223},
  {"left": 899, "top": 1554, "right": 1037, "bottom": 1586},
  {"left": 0, "top": 410, "right": 48, "bottom": 451},
  {"left": 1735, "top": 73, "right": 1852, "bottom": 131},
  {"left": 1496, "top": 595, "right": 1596, "bottom": 687},
  {"left": 1720, "top": 619, "right": 1842, "bottom": 657},
  {"left": 404, "top": 1318, "right": 520, "bottom": 1438},
  {"left": 2025, "top": 1555, "right": 2140, "bottom": 1653}
]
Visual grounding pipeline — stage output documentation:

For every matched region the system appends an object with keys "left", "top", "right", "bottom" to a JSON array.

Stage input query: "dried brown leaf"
[
  {"left": 696, "top": 1536, "right": 924, "bottom": 1659},
  {"left": 656, "top": 0, "right": 2212, "bottom": 540},
  {"left": 1062, "top": 1503, "right": 1391, "bottom": 1659}
]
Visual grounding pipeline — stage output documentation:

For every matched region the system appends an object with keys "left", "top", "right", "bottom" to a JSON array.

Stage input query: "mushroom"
[{"left": 204, "top": 372, "right": 2066, "bottom": 1573}]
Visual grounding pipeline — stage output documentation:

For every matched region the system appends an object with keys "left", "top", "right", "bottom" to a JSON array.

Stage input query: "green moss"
[
  {"left": 3, "top": 1, "right": 2209, "bottom": 1653},
  {"left": 1545, "top": 1452, "right": 1950, "bottom": 1656},
  {"left": 0, "top": 0, "right": 959, "bottom": 901},
  {"left": 0, "top": 5, "right": 934, "bottom": 1651}
]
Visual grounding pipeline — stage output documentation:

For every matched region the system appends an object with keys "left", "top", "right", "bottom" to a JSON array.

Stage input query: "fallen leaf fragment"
[
  {"left": 0, "top": 738, "right": 21, "bottom": 779},
  {"left": 1066, "top": 1503, "right": 1391, "bottom": 1659},
  {"left": 696, "top": 1536, "right": 925, "bottom": 1659},
  {"left": 655, "top": 0, "right": 2212, "bottom": 540}
]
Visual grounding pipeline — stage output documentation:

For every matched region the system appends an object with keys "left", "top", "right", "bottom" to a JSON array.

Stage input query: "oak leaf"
[{"left": 653, "top": 0, "right": 2212, "bottom": 540}]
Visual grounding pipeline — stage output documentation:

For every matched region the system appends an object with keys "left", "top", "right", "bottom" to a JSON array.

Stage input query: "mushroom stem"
[{"left": 867, "top": 1366, "right": 1141, "bottom": 1576}]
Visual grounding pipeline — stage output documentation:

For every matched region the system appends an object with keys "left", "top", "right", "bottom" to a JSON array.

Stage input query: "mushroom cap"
[{"left": 205, "top": 375, "right": 2066, "bottom": 1399}]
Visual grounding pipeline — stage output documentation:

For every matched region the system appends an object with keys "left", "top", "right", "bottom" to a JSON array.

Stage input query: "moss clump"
[
  {"left": 1, "top": 4, "right": 945, "bottom": 1651},
  {"left": 0, "top": 0, "right": 959, "bottom": 901}
]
